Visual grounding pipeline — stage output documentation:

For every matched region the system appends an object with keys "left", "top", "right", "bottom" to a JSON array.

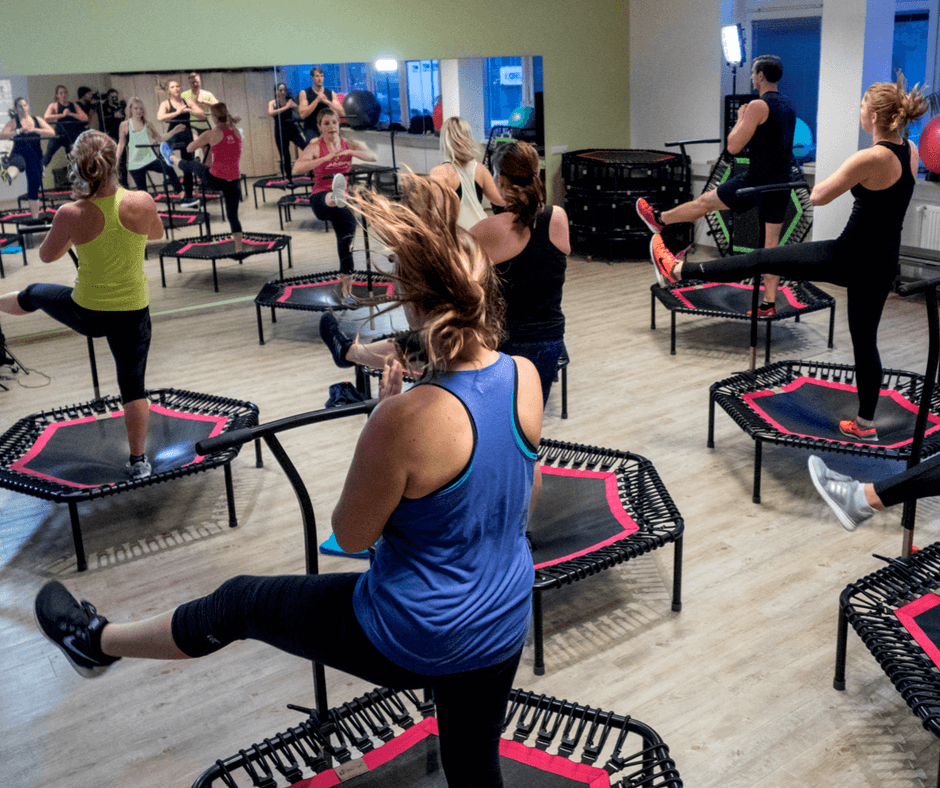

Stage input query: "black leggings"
[
  {"left": 273, "top": 119, "right": 307, "bottom": 179},
  {"left": 684, "top": 239, "right": 897, "bottom": 421},
  {"left": 171, "top": 573, "right": 522, "bottom": 788},
  {"left": 311, "top": 191, "right": 356, "bottom": 275},
  {"left": 129, "top": 159, "right": 182, "bottom": 195},
  {"left": 208, "top": 173, "right": 242, "bottom": 235},
  {"left": 872, "top": 454, "right": 940, "bottom": 507}
]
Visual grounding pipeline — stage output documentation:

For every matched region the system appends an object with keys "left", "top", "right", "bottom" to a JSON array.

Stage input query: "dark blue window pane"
[
  {"left": 486, "top": 57, "right": 523, "bottom": 134},
  {"left": 347, "top": 63, "right": 369, "bottom": 92},
  {"left": 893, "top": 13, "right": 929, "bottom": 148},
  {"left": 374, "top": 69, "right": 401, "bottom": 126}
]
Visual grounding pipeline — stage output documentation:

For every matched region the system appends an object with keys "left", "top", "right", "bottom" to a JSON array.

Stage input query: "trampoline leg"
[
  {"left": 223, "top": 463, "right": 237, "bottom": 528},
  {"left": 176, "top": 255, "right": 182, "bottom": 274},
  {"left": 211, "top": 260, "right": 219, "bottom": 293},
  {"left": 278, "top": 250, "right": 284, "bottom": 279},
  {"left": 670, "top": 310, "right": 676, "bottom": 356},
  {"left": 765, "top": 322, "right": 772, "bottom": 365},
  {"left": 532, "top": 590, "right": 545, "bottom": 676},
  {"left": 650, "top": 290, "right": 656, "bottom": 331},
  {"left": 561, "top": 366, "right": 568, "bottom": 420},
  {"left": 253, "top": 187, "right": 258, "bottom": 210},
  {"left": 671, "top": 536, "right": 683, "bottom": 612},
  {"left": 271, "top": 306, "right": 277, "bottom": 324},
  {"left": 159, "top": 255, "right": 167, "bottom": 288},
  {"left": 828, "top": 303, "right": 835, "bottom": 349},
  {"left": 254, "top": 438, "right": 263, "bottom": 468},
  {"left": 833, "top": 600, "right": 848, "bottom": 691},
  {"left": 752, "top": 440, "right": 762, "bottom": 504},
  {"left": 287, "top": 241, "right": 292, "bottom": 270},
  {"left": 707, "top": 393, "right": 716, "bottom": 449},
  {"left": 255, "top": 303, "right": 265, "bottom": 346},
  {"left": 278, "top": 206, "right": 284, "bottom": 231},
  {"left": 68, "top": 501, "right": 88, "bottom": 572}
]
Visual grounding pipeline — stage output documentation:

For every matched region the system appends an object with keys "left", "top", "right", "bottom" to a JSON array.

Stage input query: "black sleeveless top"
[
  {"left": 455, "top": 182, "right": 484, "bottom": 202},
  {"left": 746, "top": 92, "right": 795, "bottom": 185},
  {"left": 839, "top": 140, "right": 914, "bottom": 259},
  {"left": 165, "top": 103, "right": 193, "bottom": 150},
  {"left": 55, "top": 102, "right": 86, "bottom": 143},
  {"left": 303, "top": 88, "right": 334, "bottom": 133},
  {"left": 494, "top": 207, "right": 566, "bottom": 341},
  {"left": 11, "top": 116, "right": 43, "bottom": 159}
]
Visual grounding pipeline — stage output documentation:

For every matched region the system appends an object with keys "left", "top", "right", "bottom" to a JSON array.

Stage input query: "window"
[
  {"left": 485, "top": 57, "right": 523, "bottom": 131},
  {"left": 893, "top": 11, "right": 929, "bottom": 148},
  {"left": 373, "top": 67, "right": 401, "bottom": 127},
  {"left": 406, "top": 60, "right": 439, "bottom": 119}
]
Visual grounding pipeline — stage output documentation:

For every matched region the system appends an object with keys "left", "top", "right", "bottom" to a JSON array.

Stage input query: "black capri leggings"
[
  {"left": 129, "top": 159, "right": 182, "bottom": 195},
  {"left": 17, "top": 283, "right": 151, "bottom": 402},
  {"left": 684, "top": 238, "right": 897, "bottom": 422},
  {"left": 311, "top": 191, "right": 357, "bottom": 275},
  {"left": 273, "top": 119, "right": 307, "bottom": 179},
  {"left": 171, "top": 572, "right": 523, "bottom": 788},
  {"left": 873, "top": 453, "right": 940, "bottom": 507},
  {"left": 208, "top": 173, "right": 242, "bottom": 235}
]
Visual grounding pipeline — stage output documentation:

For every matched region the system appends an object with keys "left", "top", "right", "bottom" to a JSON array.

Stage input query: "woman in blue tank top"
[
  {"left": 34, "top": 175, "right": 545, "bottom": 788},
  {"left": 651, "top": 75, "right": 928, "bottom": 442}
]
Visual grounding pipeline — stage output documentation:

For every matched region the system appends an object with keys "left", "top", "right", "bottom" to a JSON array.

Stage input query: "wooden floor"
[{"left": 1, "top": 185, "right": 938, "bottom": 788}]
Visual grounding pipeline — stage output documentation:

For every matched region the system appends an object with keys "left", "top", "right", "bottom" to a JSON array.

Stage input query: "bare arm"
[
  {"left": 326, "top": 92, "right": 346, "bottom": 117},
  {"left": 35, "top": 116, "right": 55, "bottom": 137},
  {"left": 346, "top": 139, "right": 376, "bottom": 162},
  {"left": 187, "top": 127, "right": 220, "bottom": 153},
  {"left": 549, "top": 206, "right": 571, "bottom": 254},
  {"left": 476, "top": 163, "right": 505, "bottom": 207},
  {"left": 154, "top": 122, "right": 186, "bottom": 143},
  {"left": 184, "top": 98, "right": 205, "bottom": 121},
  {"left": 297, "top": 90, "right": 318, "bottom": 120},
  {"left": 0, "top": 119, "right": 15, "bottom": 140},
  {"left": 43, "top": 102, "right": 62, "bottom": 122},
  {"left": 70, "top": 104, "right": 88, "bottom": 123},
  {"left": 292, "top": 140, "right": 340, "bottom": 175},
  {"left": 727, "top": 99, "right": 768, "bottom": 155},
  {"left": 39, "top": 204, "right": 79, "bottom": 262},
  {"left": 810, "top": 148, "right": 874, "bottom": 207},
  {"left": 115, "top": 120, "right": 129, "bottom": 161},
  {"left": 156, "top": 101, "right": 174, "bottom": 122}
]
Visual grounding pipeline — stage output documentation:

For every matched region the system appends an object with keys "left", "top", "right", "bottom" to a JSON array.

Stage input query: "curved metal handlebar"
[
  {"left": 898, "top": 277, "right": 940, "bottom": 297},
  {"left": 664, "top": 138, "right": 721, "bottom": 148},
  {"left": 195, "top": 399, "right": 378, "bottom": 455},
  {"left": 735, "top": 181, "right": 808, "bottom": 197}
]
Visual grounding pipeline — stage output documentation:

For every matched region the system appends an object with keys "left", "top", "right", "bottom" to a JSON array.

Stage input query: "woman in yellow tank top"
[{"left": 0, "top": 130, "right": 164, "bottom": 479}]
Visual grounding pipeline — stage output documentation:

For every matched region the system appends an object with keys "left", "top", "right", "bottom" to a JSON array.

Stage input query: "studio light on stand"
[
  {"left": 374, "top": 58, "right": 399, "bottom": 170},
  {"left": 722, "top": 23, "right": 746, "bottom": 96}
]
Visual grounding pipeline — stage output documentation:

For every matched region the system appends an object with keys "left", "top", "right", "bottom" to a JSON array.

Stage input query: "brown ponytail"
[
  {"left": 498, "top": 141, "right": 544, "bottom": 228},
  {"left": 865, "top": 72, "right": 928, "bottom": 134},
  {"left": 68, "top": 130, "right": 117, "bottom": 199}
]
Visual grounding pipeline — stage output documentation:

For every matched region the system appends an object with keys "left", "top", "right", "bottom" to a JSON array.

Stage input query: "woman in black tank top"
[{"left": 651, "top": 75, "right": 928, "bottom": 442}]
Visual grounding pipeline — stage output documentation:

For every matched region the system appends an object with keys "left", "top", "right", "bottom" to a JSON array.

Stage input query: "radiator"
[{"left": 919, "top": 204, "right": 940, "bottom": 249}]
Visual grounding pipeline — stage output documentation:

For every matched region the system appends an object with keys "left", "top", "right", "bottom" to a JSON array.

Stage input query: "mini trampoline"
[
  {"left": 151, "top": 190, "right": 225, "bottom": 219},
  {"left": 190, "top": 402, "right": 684, "bottom": 788},
  {"left": 159, "top": 232, "right": 293, "bottom": 292},
  {"left": 834, "top": 543, "right": 940, "bottom": 787},
  {"left": 253, "top": 174, "right": 314, "bottom": 208},
  {"left": 159, "top": 209, "right": 207, "bottom": 240},
  {"left": 0, "top": 232, "right": 27, "bottom": 276},
  {"left": 650, "top": 277, "right": 835, "bottom": 361},
  {"left": 708, "top": 360, "right": 940, "bottom": 503},
  {"left": 254, "top": 271, "right": 396, "bottom": 345},
  {"left": 0, "top": 388, "right": 260, "bottom": 571},
  {"left": 17, "top": 188, "right": 73, "bottom": 209},
  {"left": 0, "top": 208, "right": 57, "bottom": 234},
  {"left": 277, "top": 192, "right": 329, "bottom": 231},
  {"left": 191, "top": 686, "right": 683, "bottom": 788}
]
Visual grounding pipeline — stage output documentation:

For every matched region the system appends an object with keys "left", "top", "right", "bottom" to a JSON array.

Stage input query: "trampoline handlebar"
[
  {"left": 196, "top": 399, "right": 379, "bottom": 455},
  {"left": 736, "top": 181, "right": 808, "bottom": 197},
  {"left": 897, "top": 277, "right": 940, "bottom": 297},
  {"left": 664, "top": 138, "right": 721, "bottom": 148}
]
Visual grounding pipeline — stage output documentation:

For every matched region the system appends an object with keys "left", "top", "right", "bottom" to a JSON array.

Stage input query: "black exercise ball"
[{"left": 343, "top": 91, "right": 381, "bottom": 130}]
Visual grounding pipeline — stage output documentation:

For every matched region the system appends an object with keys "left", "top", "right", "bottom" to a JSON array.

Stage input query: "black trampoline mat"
[
  {"left": 258, "top": 175, "right": 312, "bottom": 188},
  {"left": 895, "top": 594, "right": 940, "bottom": 669},
  {"left": 0, "top": 208, "right": 57, "bottom": 222},
  {"left": 159, "top": 211, "right": 202, "bottom": 226},
  {"left": 671, "top": 282, "right": 807, "bottom": 314},
  {"left": 530, "top": 467, "right": 639, "bottom": 569},
  {"left": 10, "top": 404, "right": 227, "bottom": 488},
  {"left": 278, "top": 278, "right": 394, "bottom": 308},
  {"left": 175, "top": 237, "right": 278, "bottom": 258},
  {"left": 337, "top": 304, "right": 411, "bottom": 343},
  {"left": 743, "top": 377, "right": 940, "bottom": 448},
  {"left": 153, "top": 192, "right": 221, "bottom": 201},
  {"left": 298, "top": 718, "right": 611, "bottom": 787}
]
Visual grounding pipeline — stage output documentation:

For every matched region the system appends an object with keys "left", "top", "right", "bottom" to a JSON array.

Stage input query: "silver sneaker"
[{"left": 807, "top": 456, "right": 874, "bottom": 531}]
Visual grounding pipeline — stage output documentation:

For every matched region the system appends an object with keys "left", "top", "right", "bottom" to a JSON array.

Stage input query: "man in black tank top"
[
  {"left": 298, "top": 67, "right": 346, "bottom": 144},
  {"left": 637, "top": 55, "right": 796, "bottom": 313}
]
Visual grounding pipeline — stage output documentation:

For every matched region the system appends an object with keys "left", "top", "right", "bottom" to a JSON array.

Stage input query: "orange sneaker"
[
  {"left": 650, "top": 234, "right": 679, "bottom": 286},
  {"left": 839, "top": 419, "right": 878, "bottom": 442},
  {"left": 636, "top": 198, "right": 664, "bottom": 233}
]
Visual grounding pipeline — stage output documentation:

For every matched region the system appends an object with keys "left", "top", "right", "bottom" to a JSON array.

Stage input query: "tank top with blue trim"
[{"left": 352, "top": 352, "right": 538, "bottom": 675}]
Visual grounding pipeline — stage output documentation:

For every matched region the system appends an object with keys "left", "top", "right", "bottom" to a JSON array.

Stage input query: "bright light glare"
[
  {"left": 721, "top": 25, "right": 744, "bottom": 67},
  {"left": 375, "top": 59, "right": 398, "bottom": 73}
]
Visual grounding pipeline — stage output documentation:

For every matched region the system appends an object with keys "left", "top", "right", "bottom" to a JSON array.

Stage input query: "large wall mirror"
[{"left": 0, "top": 56, "right": 543, "bottom": 201}]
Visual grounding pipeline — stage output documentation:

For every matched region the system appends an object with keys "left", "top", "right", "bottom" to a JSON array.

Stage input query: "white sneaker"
[
  {"left": 126, "top": 457, "right": 152, "bottom": 480},
  {"left": 332, "top": 174, "right": 348, "bottom": 208},
  {"left": 180, "top": 199, "right": 200, "bottom": 210},
  {"left": 807, "top": 456, "right": 874, "bottom": 531}
]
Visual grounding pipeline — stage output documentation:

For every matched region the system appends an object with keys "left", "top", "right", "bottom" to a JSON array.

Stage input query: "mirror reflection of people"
[
  {"left": 181, "top": 72, "right": 217, "bottom": 135},
  {"left": 102, "top": 89, "right": 126, "bottom": 143},
  {"left": 293, "top": 107, "right": 376, "bottom": 301},
  {"left": 0, "top": 97, "right": 55, "bottom": 219},
  {"left": 651, "top": 75, "right": 928, "bottom": 442},
  {"left": 808, "top": 454, "right": 940, "bottom": 532},
  {"left": 34, "top": 175, "right": 543, "bottom": 788},
  {"left": 156, "top": 79, "right": 204, "bottom": 209},
  {"left": 0, "top": 131, "right": 164, "bottom": 478},
  {"left": 41, "top": 85, "right": 89, "bottom": 169},
  {"left": 76, "top": 86, "right": 102, "bottom": 132},
  {"left": 116, "top": 98, "right": 185, "bottom": 195},
  {"left": 183, "top": 103, "right": 245, "bottom": 253},
  {"left": 268, "top": 82, "right": 307, "bottom": 179},
  {"left": 298, "top": 67, "right": 345, "bottom": 144},
  {"left": 430, "top": 116, "right": 503, "bottom": 231},
  {"left": 638, "top": 55, "right": 796, "bottom": 314}
]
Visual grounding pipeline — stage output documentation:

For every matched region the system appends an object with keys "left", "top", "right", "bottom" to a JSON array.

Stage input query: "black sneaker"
[
  {"left": 34, "top": 581, "right": 120, "bottom": 678},
  {"left": 319, "top": 312, "right": 354, "bottom": 368}
]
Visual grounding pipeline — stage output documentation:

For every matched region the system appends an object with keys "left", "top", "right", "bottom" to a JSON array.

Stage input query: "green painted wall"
[{"left": 2, "top": 0, "right": 630, "bottom": 197}]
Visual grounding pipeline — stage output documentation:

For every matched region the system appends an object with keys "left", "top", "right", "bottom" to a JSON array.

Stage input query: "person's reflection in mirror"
[
  {"left": 298, "top": 67, "right": 345, "bottom": 145},
  {"left": 181, "top": 72, "right": 217, "bottom": 136}
]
